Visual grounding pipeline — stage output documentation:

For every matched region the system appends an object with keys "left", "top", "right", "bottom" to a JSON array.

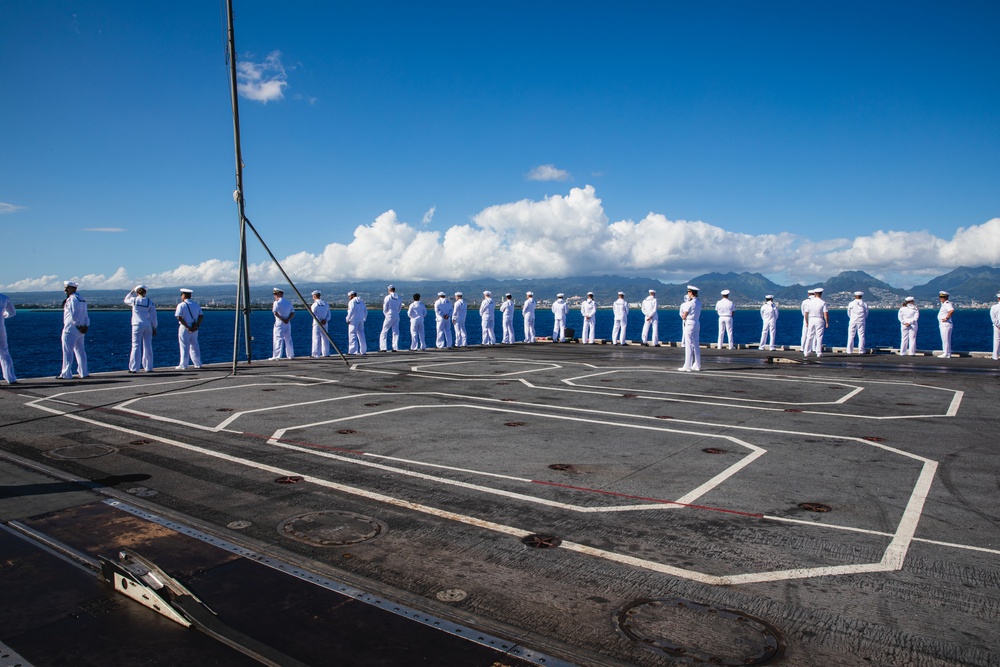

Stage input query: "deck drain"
[
  {"left": 44, "top": 444, "right": 118, "bottom": 460},
  {"left": 337, "top": 429, "right": 357, "bottom": 435},
  {"left": 702, "top": 448, "right": 726, "bottom": 454},
  {"left": 798, "top": 502, "right": 832, "bottom": 512},
  {"left": 505, "top": 421, "right": 525, "bottom": 427},
  {"left": 279, "top": 510, "right": 387, "bottom": 547},
  {"left": 522, "top": 534, "right": 561, "bottom": 549},
  {"left": 435, "top": 588, "right": 468, "bottom": 602},
  {"left": 125, "top": 486, "right": 158, "bottom": 498},
  {"left": 364, "top": 403, "right": 381, "bottom": 407},
  {"left": 615, "top": 597, "right": 785, "bottom": 665},
  {"left": 227, "top": 520, "right": 252, "bottom": 530},
  {"left": 548, "top": 463, "right": 575, "bottom": 472},
  {"left": 216, "top": 408, "right": 234, "bottom": 412},
  {"left": 275, "top": 476, "right": 304, "bottom": 484},
  {"left": 262, "top": 388, "right": 277, "bottom": 392},
  {"left": 863, "top": 436, "right": 887, "bottom": 442}
]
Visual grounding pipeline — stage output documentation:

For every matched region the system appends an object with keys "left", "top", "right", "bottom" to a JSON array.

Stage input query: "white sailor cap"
[
  {"left": 587, "top": 292, "right": 594, "bottom": 296},
  {"left": 311, "top": 290, "right": 321, "bottom": 296},
  {"left": 135, "top": 284, "right": 147, "bottom": 292},
  {"left": 437, "top": 291, "right": 446, "bottom": 297},
  {"left": 180, "top": 288, "right": 193, "bottom": 295},
  {"left": 505, "top": 293, "right": 512, "bottom": 297},
  {"left": 273, "top": 287, "right": 284, "bottom": 294},
  {"left": 455, "top": 292, "right": 463, "bottom": 297},
  {"left": 721, "top": 289, "right": 730, "bottom": 296},
  {"left": 348, "top": 290, "right": 357, "bottom": 296},
  {"left": 996, "top": 293, "right": 1000, "bottom": 299},
  {"left": 617, "top": 291, "right": 624, "bottom": 295},
  {"left": 686, "top": 285, "right": 699, "bottom": 292},
  {"left": 813, "top": 287, "right": 824, "bottom": 293},
  {"left": 64, "top": 280, "right": 78, "bottom": 288},
  {"left": 807, "top": 288, "right": 815, "bottom": 294},
  {"left": 556, "top": 293, "right": 564, "bottom": 298},
  {"left": 905, "top": 296, "right": 915, "bottom": 302},
  {"left": 482, "top": 291, "right": 490, "bottom": 296},
  {"left": 854, "top": 291, "right": 864, "bottom": 296},
  {"left": 765, "top": 294, "right": 773, "bottom": 300},
  {"left": 939, "top": 291, "right": 949, "bottom": 297},
  {"left": 649, "top": 289, "right": 656, "bottom": 294},
  {"left": 387, "top": 284, "right": 395, "bottom": 290},
  {"left": 526, "top": 291, "right": 533, "bottom": 296}
]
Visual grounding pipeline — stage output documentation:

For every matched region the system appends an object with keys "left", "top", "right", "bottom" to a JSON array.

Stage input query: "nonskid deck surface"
[{"left": 1, "top": 343, "right": 998, "bottom": 667}]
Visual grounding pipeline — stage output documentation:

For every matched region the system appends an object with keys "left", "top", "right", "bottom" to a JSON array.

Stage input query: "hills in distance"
[{"left": 9, "top": 265, "right": 1000, "bottom": 309}]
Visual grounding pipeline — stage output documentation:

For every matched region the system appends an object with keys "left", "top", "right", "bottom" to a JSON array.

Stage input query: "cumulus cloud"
[
  {"left": 237, "top": 51, "right": 288, "bottom": 103},
  {"left": 0, "top": 202, "right": 25, "bottom": 215},
  {"left": 525, "top": 164, "right": 571, "bottom": 182},
  {"left": 422, "top": 206, "right": 436, "bottom": 224}
]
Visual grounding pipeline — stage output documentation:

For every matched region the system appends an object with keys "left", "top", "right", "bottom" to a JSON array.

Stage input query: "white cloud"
[
  {"left": 525, "top": 164, "right": 571, "bottom": 182},
  {"left": 84, "top": 227, "right": 126, "bottom": 233},
  {"left": 237, "top": 51, "right": 288, "bottom": 103},
  {"left": 0, "top": 202, "right": 25, "bottom": 215},
  {"left": 421, "top": 206, "right": 436, "bottom": 224}
]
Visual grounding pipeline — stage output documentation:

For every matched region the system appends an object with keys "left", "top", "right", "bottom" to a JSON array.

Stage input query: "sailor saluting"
[
  {"left": 125, "top": 285, "right": 158, "bottom": 373},
  {"left": 57, "top": 280, "right": 89, "bottom": 379}
]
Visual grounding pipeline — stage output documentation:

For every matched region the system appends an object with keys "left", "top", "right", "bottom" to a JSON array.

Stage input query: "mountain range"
[{"left": 8, "top": 266, "right": 1000, "bottom": 308}]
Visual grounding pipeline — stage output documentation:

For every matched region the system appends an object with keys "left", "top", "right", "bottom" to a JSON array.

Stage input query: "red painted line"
[{"left": 531, "top": 480, "right": 764, "bottom": 518}]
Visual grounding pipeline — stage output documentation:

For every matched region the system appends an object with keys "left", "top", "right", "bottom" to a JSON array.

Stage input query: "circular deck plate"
[{"left": 278, "top": 510, "right": 387, "bottom": 547}]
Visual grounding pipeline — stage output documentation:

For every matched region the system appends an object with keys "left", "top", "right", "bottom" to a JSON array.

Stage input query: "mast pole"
[{"left": 225, "top": 0, "right": 253, "bottom": 374}]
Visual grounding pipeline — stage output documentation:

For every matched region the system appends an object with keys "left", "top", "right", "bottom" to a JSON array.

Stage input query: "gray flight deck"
[{"left": 1, "top": 342, "right": 999, "bottom": 666}]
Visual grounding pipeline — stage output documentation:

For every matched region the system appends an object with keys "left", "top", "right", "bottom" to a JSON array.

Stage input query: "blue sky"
[{"left": 1, "top": 1, "right": 998, "bottom": 291}]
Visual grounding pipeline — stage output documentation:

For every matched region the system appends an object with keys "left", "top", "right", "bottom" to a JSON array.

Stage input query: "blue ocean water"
[{"left": 4, "top": 307, "right": 995, "bottom": 379}]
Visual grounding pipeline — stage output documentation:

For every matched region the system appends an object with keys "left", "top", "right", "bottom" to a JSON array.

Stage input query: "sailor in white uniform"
[
  {"left": 407, "top": 294, "right": 427, "bottom": 350},
  {"left": 271, "top": 288, "right": 295, "bottom": 359},
  {"left": 551, "top": 293, "right": 568, "bottom": 342},
  {"left": 641, "top": 289, "right": 659, "bottom": 346},
  {"left": 58, "top": 281, "right": 89, "bottom": 379},
  {"left": 434, "top": 292, "right": 453, "bottom": 348},
  {"left": 580, "top": 292, "right": 597, "bottom": 344},
  {"left": 937, "top": 291, "right": 954, "bottom": 358},
  {"left": 759, "top": 295, "right": 778, "bottom": 351},
  {"left": 898, "top": 296, "right": 919, "bottom": 356},
  {"left": 522, "top": 292, "right": 536, "bottom": 343},
  {"left": 715, "top": 290, "right": 735, "bottom": 349},
  {"left": 175, "top": 288, "right": 203, "bottom": 369},
  {"left": 452, "top": 292, "right": 468, "bottom": 347},
  {"left": 990, "top": 293, "right": 1000, "bottom": 360},
  {"left": 0, "top": 292, "right": 18, "bottom": 384},
  {"left": 379, "top": 285, "right": 402, "bottom": 352},
  {"left": 800, "top": 289, "right": 815, "bottom": 351},
  {"left": 480, "top": 291, "right": 496, "bottom": 345},
  {"left": 612, "top": 291, "right": 628, "bottom": 345},
  {"left": 803, "top": 287, "right": 828, "bottom": 357},
  {"left": 309, "top": 290, "right": 331, "bottom": 357},
  {"left": 125, "top": 285, "right": 158, "bottom": 372},
  {"left": 345, "top": 290, "right": 367, "bottom": 355},
  {"left": 678, "top": 286, "right": 702, "bottom": 371},
  {"left": 846, "top": 291, "right": 869, "bottom": 354},
  {"left": 500, "top": 293, "right": 516, "bottom": 344}
]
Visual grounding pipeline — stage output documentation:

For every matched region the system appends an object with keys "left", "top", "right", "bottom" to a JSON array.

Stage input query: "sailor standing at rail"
[
  {"left": 0, "top": 291, "right": 17, "bottom": 384},
  {"left": 500, "top": 293, "right": 516, "bottom": 344},
  {"left": 640, "top": 289, "right": 659, "bottom": 346},
  {"left": 452, "top": 292, "right": 467, "bottom": 347},
  {"left": 678, "top": 286, "right": 702, "bottom": 371},
  {"left": 846, "top": 291, "right": 869, "bottom": 354},
  {"left": 990, "top": 293, "right": 1000, "bottom": 360},
  {"left": 898, "top": 296, "right": 919, "bottom": 356},
  {"left": 379, "top": 285, "right": 402, "bottom": 352},
  {"left": 434, "top": 292, "right": 453, "bottom": 348},
  {"left": 803, "top": 287, "right": 828, "bottom": 357},
  {"left": 479, "top": 291, "right": 496, "bottom": 345},
  {"left": 612, "top": 291, "right": 628, "bottom": 345},
  {"left": 125, "top": 285, "right": 158, "bottom": 373},
  {"left": 580, "top": 292, "right": 597, "bottom": 344},
  {"left": 408, "top": 294, "right": 427, "bottom": 350},
  {"left": 175, "top": 288, "right": 203, "bottom": 369},
  {"left": 551, "top": 293, "right": 568, "bottom": 342},
  {"left": 716, "top": 289, "right": 735, "bottom": 349},
  {"left": 937, "top": 291, "right": 955, "bottom": 358},
  {"left": 271, "top": 288, "right": 295, "bottom": 359},
  {"left": 309, "top": 290, "right": 331, "bottom": 357},
  {"left": 800, "top": 289, "right": 815, "bottom": 351},
  {"left": 345, "top": 290, "right": 367, "bottom": 355},
  {"left": 522, "top": 291, "right": 536, "bottom": 343},
  {"left": 759, "top": 295, "right": 778, "bottom": 351},
  {"left": 57, "top": 281, "right": 89, "bottom": 379}
]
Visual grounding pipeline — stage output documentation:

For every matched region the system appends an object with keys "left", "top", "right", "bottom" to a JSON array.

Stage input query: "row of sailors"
[{"left": 2, "top": 282, "right": 998, "bottom": 385}]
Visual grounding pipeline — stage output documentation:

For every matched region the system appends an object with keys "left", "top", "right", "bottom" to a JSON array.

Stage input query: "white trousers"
[
  {"left": 436, "top": 320, "right": 453, "bottom": 348},
  {"left": 847, "top": 320, "right": 866, "bottom": 354},
  {"left": 993, "top": 325, "right": 999, "bottom": 360},
  {"left": 130, "top": 324, "right": 154, "bottom": 372},
  {"left": 482, "top": 317, "right": 495, "bottom": 345},
  {"left": 641, "top": 317, "right": 658, "bottom": 345},
  {"left": 410, "top": 318, "right": 425, "bottom": 350},
  {"left": 804, "top": 320, "right": 825, "bottom": 356},
  {"left": 900, "top": 324, "right": 917, "bottom": 355},
  {"left": 581, "top": 317, "right": 595, "bottom": 344},
  {"left": 552, "top": 318, "right": 565, "bottom": 342},
  {"left": 939, "top": 321, "right": 952, "bottom": 357},
  {"left": 380, "top": 315, "right": 400, "bottom": 351},
  {"left": 453, "top": 319, "right": 467, "bottom": 347},
  {"left": 60, "top": 327, "right": 88, "bottom": 378},
  {"left": 681, "top": 322, "right": 700, "bottom": 370},
  {"left": 347, "top": 322, "right": 366, "bottom": 355},
  {"left": 759, "top": 321, "right": 776, "bottom": 350},
  {"left": 612, "top": 319, "right": 627, "bottom": 344},
  {"left": 311, "top": 324, "right": 330, "bottom": 357},
  {"left": 273, "top": 322, "right": 294, "bottom": 359},
  {"left": 523, "top": 314, "right": 535, "bottom": 343},
  {"left": 178, "top": 327, "right": 202, "bottom": 368},
  {"left": 717, "top": 316, "right": 733, "bottom": 348},
  {"left": 502, "top": 318, "right": 515, "bottom": 344},
  {"left": 0, "top": 323, "right": 16, "bottom": 383}
]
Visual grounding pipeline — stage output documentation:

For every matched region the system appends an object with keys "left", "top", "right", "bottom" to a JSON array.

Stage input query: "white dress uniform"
[
  {"left": 452, "top": 294, "right": 468, "bottom": 347},
  {"left": 0, "top": 293, "right": 17, "bottom": 384},
  {"left": 990, "top": 296, "right": 1000, "bottom": 360},
  {"left": 480, "top": 293, "right": 496, "bottom": 345},
  {"left": 937, "top": 293, "right": 955, "bottom": 358},
  {"left": 678, "top": 290, "right": 702, "bottom": 371},
  {"left": 641, "top": 292, "right": 659, "bottom": 346},
  {"left": 612, "top": 294, "right": 628, "bottom": 344},
  {"left": 175, "top": 292, "right": 203, "bottom": 369},
  {"left": 800, "top": 291, "right": 814, "bottom": 350},
  {"left": 580, "top": 296, "right": 597, "bottom": 344},
  {"left": 551, "top": 295, "right": 568, "bottom": 342},
  {"left": 408, "top": 299, "right": 427, "bottom": 350},
  {"left": 124, "top": 287, "right": 158, "bottom": 372},
  {"left": 434, "top": 294, "right": 453, "bottom": 348},
  {"left": 715, "top": 293, "right": 735, "bottom": 349},
  {"left": 803, "top": 295, "right": 828, "bottom": 357},
  {"left": 310, "top": 293, "right": 331, "bottom": 357},
  {"left": 846, "top": 293, "right": 869, "bottom": 354},
  {"left": 522, "top": 293, "right": 536, "bottom": 343},
  {"left": 380, "top": 289, "right": 402, "bottom": 352},
  {"left": 346, "top": 293, "right": 367, "bottom": 355},
  {"left": 759, "top": 298, "right": 778, "bottom": 350},
  {"left": 500, "top": 296, "right": 515, "bottom": 344},
  {"left": 272, "top": 293, "right": 296, "bottom": 359},
  {"left": 898, "top": 299, "right": 919, "bottom": 355},
  {"left": 59, "top": 284, "right": 89, "bottom": 379}
]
